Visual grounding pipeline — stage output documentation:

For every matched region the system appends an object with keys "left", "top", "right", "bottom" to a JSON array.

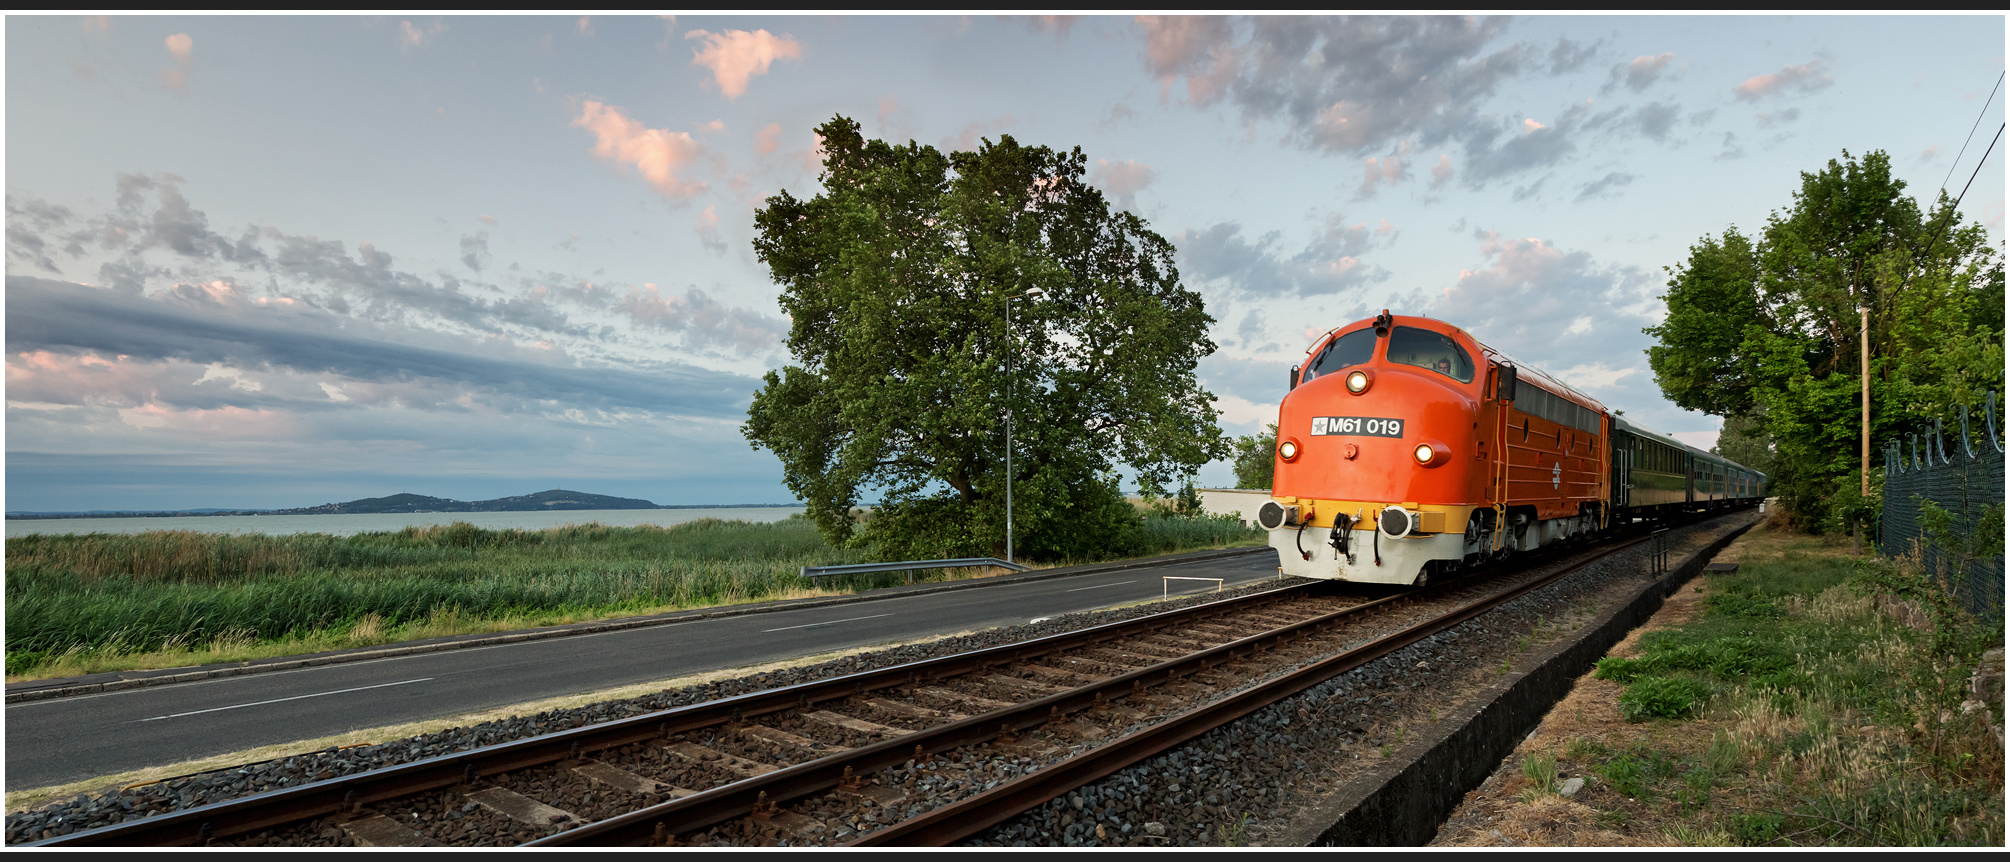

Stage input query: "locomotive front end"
[{"left": 1258, "top": 313, "right": 1493, "bottom": 586}]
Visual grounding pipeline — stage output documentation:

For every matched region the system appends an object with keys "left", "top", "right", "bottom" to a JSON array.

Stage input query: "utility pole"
[{"left": 1858, "top": 306, "right": 1869, "bottom": 556}]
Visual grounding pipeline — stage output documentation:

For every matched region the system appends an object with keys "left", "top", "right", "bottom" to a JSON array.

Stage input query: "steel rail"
[
  {"left": 531, "top": 581, "right": 1424, "bottom": 846},
  {"left": 846, "top": 534, "right": 1649, "bottom": 846},
  {"left": 533, "top": 539, "right": 1627, "bottom": 847},
  {"left": 26, "top": 578, "right": 1315, "bottom": 847}
]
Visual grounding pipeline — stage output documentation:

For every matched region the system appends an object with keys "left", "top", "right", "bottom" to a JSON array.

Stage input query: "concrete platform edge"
[
  {"left": 5, "top": 545, "right": 1272, "bottom": 704},
  {"left": 1277, "top": 514, "right": 1758, "bottom": 846}
]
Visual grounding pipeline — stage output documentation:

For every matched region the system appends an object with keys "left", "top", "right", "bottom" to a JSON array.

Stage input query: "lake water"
[{"left": 3, "top": 507, "right": 809, "bottom": 538}]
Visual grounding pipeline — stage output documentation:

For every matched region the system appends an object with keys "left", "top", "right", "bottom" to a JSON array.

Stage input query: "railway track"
[{"left": 27, "top": 532, "right": 1651, "bottom": 848}]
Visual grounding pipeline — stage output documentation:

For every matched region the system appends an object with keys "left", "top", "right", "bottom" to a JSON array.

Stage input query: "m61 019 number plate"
[{"left": 1311, "top": 416, "right": 1404, "bottom": 438}]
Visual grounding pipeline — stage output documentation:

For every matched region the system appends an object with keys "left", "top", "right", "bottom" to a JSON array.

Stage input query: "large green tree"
[
  {"left": 743, "top": 117, "right": 1227, "bottom": 561},
  {"left": 1647, "top": 150, "right": 2004, "bottom": 530},
  {"left": 1229, "top": 424, "right": 1277, "bottom": 490}
]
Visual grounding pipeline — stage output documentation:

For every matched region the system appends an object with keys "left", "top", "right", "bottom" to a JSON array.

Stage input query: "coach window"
[
  {"left": 1388, "top": 326, "right": 1475, "bottom": 383},
  {"left": 1302, "top": 328, "right": 1378, "bottom": 382}
]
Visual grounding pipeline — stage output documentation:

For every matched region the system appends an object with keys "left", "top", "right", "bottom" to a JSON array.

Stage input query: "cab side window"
[
  {"left": 1303, "top": 328, "right": 1377, "bottom": 382},
  {"left": 1388, "top": 326, "right": 1475, "bottom": 383}
]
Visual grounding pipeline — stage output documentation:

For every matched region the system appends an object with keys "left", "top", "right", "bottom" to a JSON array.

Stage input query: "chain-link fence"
[{"left": 1880, "top": 392, "right": 2005, "bottom": 617}]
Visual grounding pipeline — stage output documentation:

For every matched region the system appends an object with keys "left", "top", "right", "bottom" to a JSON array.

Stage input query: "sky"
[{"left": 4, "top": 14, "right": 2005, "bottom": 512}]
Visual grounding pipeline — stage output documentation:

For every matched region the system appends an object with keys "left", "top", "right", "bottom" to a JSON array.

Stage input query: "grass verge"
[
  {"left": 1436, "top": 524, "right": 2003, "bottom": 847},
  {"left": 6, "top": 514, "right": 1262, "bottom": 682}
]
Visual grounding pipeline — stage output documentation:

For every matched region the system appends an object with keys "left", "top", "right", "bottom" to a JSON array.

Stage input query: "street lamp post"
[{"left": 1004, "top": 288, "right": 1040, "bottom": 564}]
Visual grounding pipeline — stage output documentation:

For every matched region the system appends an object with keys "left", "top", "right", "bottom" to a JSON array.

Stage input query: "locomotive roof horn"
[{"left": 1373, "top": 309, "right": 1394, "bottom": 336}]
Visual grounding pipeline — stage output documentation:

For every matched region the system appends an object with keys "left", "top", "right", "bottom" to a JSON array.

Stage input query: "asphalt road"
[{"left": 6, "top": 551, "right": 1282, "bottom": 791}]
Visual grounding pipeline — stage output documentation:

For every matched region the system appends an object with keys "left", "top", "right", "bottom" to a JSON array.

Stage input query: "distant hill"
[
  {"left": 278, "top": 489, "right": 662, "bottom": 515},
  {"left": 8, "top": 490, "right": 803, "bottom": 519}
]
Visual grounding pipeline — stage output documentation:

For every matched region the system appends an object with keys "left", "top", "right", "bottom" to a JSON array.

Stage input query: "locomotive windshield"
[
  {"left": 1302, "top": 328, "right": 1377, "bottom": 382},
  {"left": 1388, "top": 326, "right": 1475, "bottom": 383}
]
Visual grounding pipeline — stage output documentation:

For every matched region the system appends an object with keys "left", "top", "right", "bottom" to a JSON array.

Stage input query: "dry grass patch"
[{"left": 1434, "top": 521, "right": 2004, "bottom": 847}]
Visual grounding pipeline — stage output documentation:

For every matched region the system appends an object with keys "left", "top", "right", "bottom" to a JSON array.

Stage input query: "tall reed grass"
[
  {"left": 5, "top": 518, "right": 875, "bottom": 675},
  {"left": 5, "top": 513, "right": 1262, "bottom": 677}
]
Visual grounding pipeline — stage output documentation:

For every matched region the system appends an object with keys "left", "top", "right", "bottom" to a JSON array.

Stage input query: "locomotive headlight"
[
  {"left": 1345, "top": 371, "right": 1369, "bottom": 394},
  {"left": 1278, "top": 439, "right": 1300, "bottom": 461},
  {"left": 1412, "top": 440, "right": 1451, "bottom": 468},
  {"left": 1414, "top": 443, "right": 1434, "bottom": 464}
]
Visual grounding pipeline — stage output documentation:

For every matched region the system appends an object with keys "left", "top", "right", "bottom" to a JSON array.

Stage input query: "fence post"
[
  {"left": 1959, "top": 405, "right": 1976, "bottom": 459},
  {"left": 1990, "top": 391, "right": 2004, "bottom": 454}
]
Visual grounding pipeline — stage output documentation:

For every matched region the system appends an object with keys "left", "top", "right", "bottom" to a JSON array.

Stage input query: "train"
[{"left": 1253, "top": 310, "right": 1765, "bottom": 586}]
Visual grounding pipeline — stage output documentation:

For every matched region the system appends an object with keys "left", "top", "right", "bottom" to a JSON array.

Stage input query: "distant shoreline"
[{"left": 6, "top": 503, "right": 804, "bottom": 521}]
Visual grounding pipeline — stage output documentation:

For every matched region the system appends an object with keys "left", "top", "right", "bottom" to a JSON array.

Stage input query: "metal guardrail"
[{"left": 800, "top": 557, "right": 1031, "bottom": 583}]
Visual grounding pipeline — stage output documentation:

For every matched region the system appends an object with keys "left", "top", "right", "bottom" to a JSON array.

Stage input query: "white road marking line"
[
  {"left": 134, "top": 678, "right": 434, "bottom": 722},
  {"left": 762, "top": 613, "right": 894, "bottom": 634},
  {"left": 1066, "top": 580, "right": 1139, "bottom": 592}
]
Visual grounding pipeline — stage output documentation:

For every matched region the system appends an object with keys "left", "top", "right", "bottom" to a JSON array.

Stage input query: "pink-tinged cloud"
[
  {"left": 1431, "top": 154, "right": 1454, "bottom": 190},
  {"left": 1522, "top": 118, "right": 1547, "bottom": 134},
  {"left": 1623, "top": 53, "right": 1673, "bottom": 90},
  {"left": 695, "top": 206, "right": 727, "bottom": 256},
  {"left": 165, "top": 33, "right": 193, "bottom": 65},
  {"left": 82, "top": 15, "right": 110, "bottom": 33},
  {"left": 399, "top": 20, "right": 443, "bottom": 49},
  {"left": 1136, "top": 15, "right": 1235, "bottom": 101},
  {"left": 1090, "top": 158, "right": 1157, "bottom": 210},
  {"left": 572, "top": 100, "right": 709, "bottom": 199},
  {"left": 1734, "top": 59, "right": 1832, "bottom": 101},
  {"left": 576, "top": 17, "right": 593, "bottom": 37},
  {"left": 1356, "top": 141, "right": 1413, "bottom": 199},
  {"left": 159, "top": 33, "right": 193, "bottom": 91},
  {"left": 802, "top": 130, "right": 827, "bottom": 175},
  {"left": 755, "top": 122, "right": 783, "bottom": 156},
  {"left": 1018, "top": 15, "right": 1079, "bottom": 36},
  {"left": 118, "top": 402, "right": 298, "bottom": 438},
  {"left": 685, "top": 29, "right": 803, "bottom": 100}
]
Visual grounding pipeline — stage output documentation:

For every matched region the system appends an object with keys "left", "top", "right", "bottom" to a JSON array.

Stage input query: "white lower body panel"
[{"left": 1266, "top": 527, "right": 1465, "bottom": 585}]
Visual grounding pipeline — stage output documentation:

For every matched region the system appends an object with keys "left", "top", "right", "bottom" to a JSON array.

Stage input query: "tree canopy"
[
  {"left": 1646, "top": 150, "right": 2004, "bottom": 530},
  {"left": 1230, "top": 424, "right": 1277, "bottom": 490},
  {"left": 743, "top": 116, "right": 1227, "bottom": 561}
]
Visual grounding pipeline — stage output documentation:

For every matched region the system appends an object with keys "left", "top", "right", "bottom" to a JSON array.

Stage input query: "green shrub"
[
  {"left": 1728, "top": 812, "right": 1783, "bottom": 845},
  {"left": 1706, "top": 592, "right": 1785, "bottom": 619},
  {"left": 1619, "top": 675, "right": 1713, "bottom": 721},
  {"left": 1595, "top": 655, "right": 1645, "bottom": 683}
]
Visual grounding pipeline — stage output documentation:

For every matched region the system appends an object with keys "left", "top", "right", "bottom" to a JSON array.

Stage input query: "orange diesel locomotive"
[{"left": 1253, "top": 311, "right": 1764, "bottom": 586}]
